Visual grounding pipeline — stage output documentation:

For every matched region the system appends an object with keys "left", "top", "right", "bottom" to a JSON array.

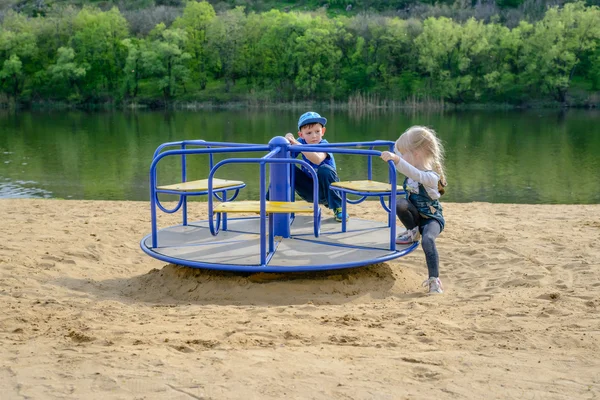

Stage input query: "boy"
[{"left": 285, "top": 111, "right": 349, "bottom": 222}]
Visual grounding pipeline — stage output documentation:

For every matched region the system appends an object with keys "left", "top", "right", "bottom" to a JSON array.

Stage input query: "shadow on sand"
[{"left": 56, "top": 262, "right": 423, "bottom": 306}]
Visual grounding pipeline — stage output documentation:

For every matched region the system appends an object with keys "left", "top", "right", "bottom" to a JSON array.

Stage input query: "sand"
[{"left": 0, "top": 199, "right": 598, "bottom": 399}]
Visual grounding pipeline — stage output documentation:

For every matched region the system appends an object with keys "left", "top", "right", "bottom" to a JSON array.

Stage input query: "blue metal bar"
[
  {"left": 368, "top": 145, "right": 374, "bottom": 180},
  {"left": 150, "top": 139, "right": 402, "bottom": 257},
  {"left": 206, "top": 157, "right": 319, "bottom": 229},
  {"left": 265, "top": 240, "right": 279, "bottom": 265},
  {"left": 222, "top": 189, "right": 228, "bottom": 231},
  {"left": 150, "top": 147, "right": 269, "bottom": 192},
  {"left": 258, "top": 147, "right": 282, "bottom": 264},
  {"left": 263, "top": 145, "right": 283, "bottom": 253},
  {"left": 267, "top": 138, "right": 291, "bottom": 238},
  {"left": 209, "top": 187, "right": 244, "bottom": 202},
  {"left": 265, "top": 146, "right": 283, "bottom": 256},
  {"left": 290, "top": 147, "right": 398, "bottom": 250},
  {"left": 288, "top": 146, "right": 383, "bottom": 156},
  {"left": 181, "top": 143, "right": 188, "bottom": 226},
  {"left": 262, "top": 148, "right": 281, "bottom": 159},
  {"left": 259, "top": 163, "right": 267, "bottom": 265},
  {"left": 264, "top": 158, "right": 320, "bottom": 238},
  {"left": 150, "top": 171, "right": 158, "bottom": 248},
  {"left": 379, "top": 196, "right": 391, "bottom": 213},
  {"left": 206, "top": 157, "right": 320, "bottom": 266},
  {"left": 154, "top": 195, "right": 185, "bottom": 214},
  {"left": 149, "top": 145, "right": 270, "bottom": 248},
  {"left": 153, "top": 140, "right": 201, "bottom": 160},
  {"left": 205, "top": 159, "right": 318, "bottom": 202},
  {"left": 290, "top": 161, "right": 296, "bottom": 201},
  {"left": 140, "top": 234, "right": 418, "bottom": 273},
  {"left": 347, "top": 195, "right": 369, "bottom": 204},
  {"left": 151, "top": 146, "right": 271, "bottom": 169},
  {"left": 155, "top": 187, "right": 244, "bottom": 197},
  {"left": 341, "top": 191, "right": 348, "bottom": 232},
  {"left": 285, "top": 140, "right": 395, "bottom": 149},
  {"left": 388, "top": 159, "right": 397, "bottom": 251},
  {"left": 268, "top": 210, "right": 274, "bottom": 253},
  {"left": 152, "top": 140, "right": 259, "bottom": 159},
  {"left": 151, "top": 146, "right": 269, "bottom": 204}
]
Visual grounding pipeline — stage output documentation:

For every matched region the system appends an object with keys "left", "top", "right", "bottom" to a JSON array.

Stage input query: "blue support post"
[
  {"left": 181, "top": 143, "right": 188, "bottom": 226},
  {"left": 268, "top": 137, "right": 291, "bottom": 238},
  {"left": 259, "top": 163, "right": 267, "bottom": 265}
]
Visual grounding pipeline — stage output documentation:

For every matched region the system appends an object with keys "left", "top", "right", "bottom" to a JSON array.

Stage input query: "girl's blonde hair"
[{"left": 396, "top": 126, "right": 447, "bottom": 194}]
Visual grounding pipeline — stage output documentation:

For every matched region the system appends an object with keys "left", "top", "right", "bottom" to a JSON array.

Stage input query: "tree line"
[{"left": 0, "top": 0, "right": 598, "bottom": 108}]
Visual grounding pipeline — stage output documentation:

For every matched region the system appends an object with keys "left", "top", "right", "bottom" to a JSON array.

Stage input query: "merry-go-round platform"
[{"left": 140, "top": 137, "right": 419, "bottom": 272}]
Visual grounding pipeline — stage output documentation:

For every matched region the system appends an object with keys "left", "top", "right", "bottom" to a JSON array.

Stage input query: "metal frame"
[
  {"left": 288, "top": 142, "right": 402, "bottom": 241},
  {"left": 140, "top": 137, "right": 418, "bottom": 272}
]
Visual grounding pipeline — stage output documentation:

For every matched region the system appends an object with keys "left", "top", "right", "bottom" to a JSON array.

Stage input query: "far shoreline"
[{"left": 1, "top": 98, "right": 598, "bottom": 112}]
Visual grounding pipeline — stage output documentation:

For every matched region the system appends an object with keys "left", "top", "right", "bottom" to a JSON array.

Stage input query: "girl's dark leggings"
[{"left": 396, "top": 197, "right": 441, "bottom": 278}]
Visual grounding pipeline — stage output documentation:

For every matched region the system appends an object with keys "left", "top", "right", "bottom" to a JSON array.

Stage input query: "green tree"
[
  {"left": 343, "top": 35, "right": 369, "bottom": 93},
  {"left": 416, "top": 17, "right": 491, "bottom": 102},
  {"left": 521, "top": 2, "right": 600, "bottom": 102},
  {"left": 33, "top": 6, "right": 78, "bottom": 67},
  {"left": 25, "top": 6, "right": 80, "bottom": 99},
  {"left": 245, "top": 10, "right": 310, "bottom": 97},
  {"left": 480, "top": 21, "right": 531, "bottom": 103},
  {"left": 0, "top": 54, "right": 24, "bottom": 98},
  {"left": 172, "top": 0, "right": 216, "bottom": 90},
  {"left": 344, "top": 15, "right": 418, "bottom": 97},
  {"left": 146, "top": 23, "right": 192, "bottom": 99},
  {"left": 457, "top": 18, "right": 493, "bottom": 100},
  {"left": 206, "top": 7, "right": 247, "bottom": 93},
  {"left": 122, "top": 38, "right": 145, "bottom": 98},
  {"left": 0, "top": 11, "right": 38, "bottom": 99},
  {"left": 415, "top": 17, "right": 462, "bottom": 101},
  {"left": 590, "top": 48, "right": 600, "bottom": 90},
  {"left": 47, "top": 46, "right": 89, "bottom": 98},
  {"left": 293, "top": 17, "right": 343, "bottom": 98},
  {"left": 71, "top": 6, "right": 129, "bottom": 97}
]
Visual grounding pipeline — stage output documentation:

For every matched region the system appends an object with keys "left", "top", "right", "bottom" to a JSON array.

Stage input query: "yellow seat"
[
  {"left": 157, "top": 178, "right": 245, "bottom": 192},
  {"left": 214, "top": 200, "right": 315, "bottom": 214},
  {"left": 330, "top": 179, "right": 404, "bottom": 233},
  {"left": 331, "top": 180, "right": 401, "bottom": 193}
]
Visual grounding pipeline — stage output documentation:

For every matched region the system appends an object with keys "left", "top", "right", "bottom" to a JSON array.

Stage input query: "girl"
[{"left": 381, "top": 126, "right": 447, "bottom": 294}]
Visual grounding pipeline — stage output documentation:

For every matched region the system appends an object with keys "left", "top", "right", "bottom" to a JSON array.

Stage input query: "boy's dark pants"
[{"left": 293, "top": 165, "right": 342, "bottom": 210}]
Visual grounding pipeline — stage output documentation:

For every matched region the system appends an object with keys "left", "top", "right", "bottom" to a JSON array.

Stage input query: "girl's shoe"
[
  {"left": 395, "top": 226, "right": 420, "bottom": 244},
  {"left": 422, "top": 277, "right": 444, "bottom": 294}
]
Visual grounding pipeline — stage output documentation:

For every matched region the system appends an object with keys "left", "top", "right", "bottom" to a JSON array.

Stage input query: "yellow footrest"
[
  {"left": 214, "top": 201, "right": 315, "bottom": 214},
  {"left": 331, "top": 180, "right": 400, "bottom": 193},
  {"left": 158, "top": 178, "right": 245, "bottom": 192}
]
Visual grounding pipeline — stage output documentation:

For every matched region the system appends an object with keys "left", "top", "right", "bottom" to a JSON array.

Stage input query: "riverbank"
[
  {"left": 4, "top": 97, "right": 598, "bottom": 112},
  {"left": 2, "top": 88, "right": 599, "bottom": 111},
  {"left": 0, "top": 199, "right": 598, "bottom": 399}
]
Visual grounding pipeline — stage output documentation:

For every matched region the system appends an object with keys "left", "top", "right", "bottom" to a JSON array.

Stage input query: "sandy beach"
[{"left": 0, "top": 199, "right": 598, "bottom": 399}]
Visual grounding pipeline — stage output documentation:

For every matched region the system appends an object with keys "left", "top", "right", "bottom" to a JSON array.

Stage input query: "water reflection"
[
  {"left": 0, "top": 178, "right": 53, "bottom": 198},
  {"left": 0, "top": 109, "right": 599, "bottom": 204}
]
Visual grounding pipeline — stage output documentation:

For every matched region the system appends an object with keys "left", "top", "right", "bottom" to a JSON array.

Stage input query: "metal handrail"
[
  {"left": 149, "top": 145, "right": 271, "bottom": 246},
  {"left": 207, "top": 154, "right": 321, "bottom": 266}
]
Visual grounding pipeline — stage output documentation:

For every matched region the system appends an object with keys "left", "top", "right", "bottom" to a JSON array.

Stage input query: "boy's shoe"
[
  {"left": 334, "top": 208, "right": 349, "bottom": 222},
  {"left": 395, "top": 226, "right": 420, "bottom": 244},
  {"left": 422, "top": 277, "right": 444, "bottom": 294}
]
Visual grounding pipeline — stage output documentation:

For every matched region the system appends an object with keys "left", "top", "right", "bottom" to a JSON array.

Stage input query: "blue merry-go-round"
[{"left": 140, "top": 137, "right": 419, "bottom": 272}]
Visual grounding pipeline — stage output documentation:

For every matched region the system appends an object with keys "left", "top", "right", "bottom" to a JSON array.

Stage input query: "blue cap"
[{"left": 297, "top": 111, "right": 327, "bottom": 131}]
